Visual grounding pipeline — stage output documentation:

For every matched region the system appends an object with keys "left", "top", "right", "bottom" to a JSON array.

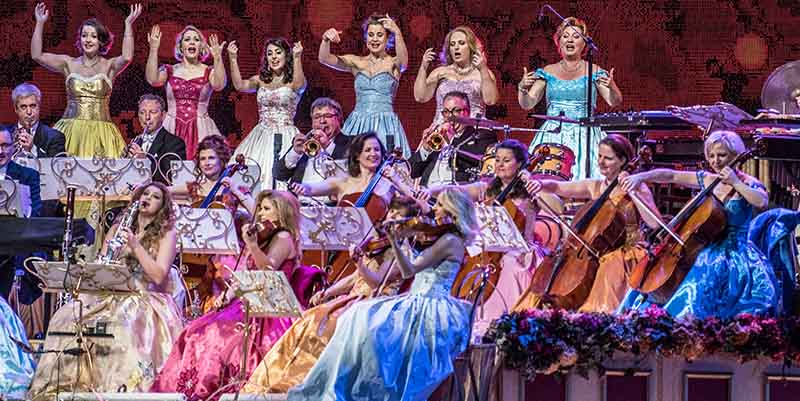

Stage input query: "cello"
[
  {"left": 527, "top": 174, "right": 630, "bottom": 309},
  {"left": 451, "top": 150, "right": 549, "bottom": 303},
  {"left": 324, "top": 149, "right": 404, "bottom": 284},
  {"left": 626, "top": 145, "right": 762, "bottom": 303}
]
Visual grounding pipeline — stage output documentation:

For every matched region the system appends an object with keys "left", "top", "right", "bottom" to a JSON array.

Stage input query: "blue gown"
[
  {"left": 529, "top": 69, "right": 608, "bottom": 180},
  {"left": 342, "top": 72, "right": 411, "bottom": 158},
  {"left": 287, "top": 258, "right": 471, "bottom": 401},
  {"left": 0, "top": 297, "right": 36, "bottom": 398},
  {"left": 618, "top": 171, "right": 780, "bottom": 319}
]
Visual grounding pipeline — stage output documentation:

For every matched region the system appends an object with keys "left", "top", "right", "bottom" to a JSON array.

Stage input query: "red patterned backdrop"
[{"left": 1, "top": 0, "right": 799, "bottom": 148}]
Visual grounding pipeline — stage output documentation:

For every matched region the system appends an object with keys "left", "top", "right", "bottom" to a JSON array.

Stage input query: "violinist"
[
  {"left": 171, "top": 134, "right": 254, "bottom": 213},
  {"left": 518, "top": 134, "right": 662, "bottom": 312},
  {"left": 243, "top": 194, "right": 421, "bottom": 393},
  {"left": 288, "top": 189, "right": 477, "bottom": 401},
  {"left": 151, "top": 190, "right": 305, "bottom": 399},
  {"left": 617, "top": 130, "right": 779, "bottom": 319},
  {"left": 417, "top": 139, "right": 547, "bottom": 331}
]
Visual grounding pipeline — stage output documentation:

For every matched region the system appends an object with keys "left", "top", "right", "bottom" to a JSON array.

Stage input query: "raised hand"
[
  {"left": 379, "top": 14, "right": 399, "bottom": 33},
  {"left": 34, "top": 2, "right": 49, "bottom": 23},
  {"left": 597, "top": 67, "right": 615, "bottom": 88},
  {"left": 519, "top": 67, "right": 539, "bottom": 90},
  {"left": 125, "top": 3, "right": 142, "bottom": 26},
  {"left": 420, "top": 48, "right": 436, "bottom": 69},
  {"left": 208, "top": 34, "right": 227, "bottom": 60},
  {"left": 147, "top": 25, "right": 161, "bottom": 49},
  {"left": 323, "top": 28, "right": 342, "bottom": 43},
  {"left": 293, "top": 41, "right": 303, "bottom": 57},
  {"left": 472, "top": 50, "right": 486, "bottom": 70},
  {"left": 227, "top": 40, "right": 239, "bottom": 58}
]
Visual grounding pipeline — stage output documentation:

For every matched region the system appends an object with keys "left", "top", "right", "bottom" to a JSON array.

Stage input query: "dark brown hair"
[
  {"left": 193, "top": 135, "right": 232, "bottom": 177},
  {"left": 486, "top": 139, "right": 529, "bottom": 200},
  {"left": 259, "top": 37, "right": 294, "bottom": 84},
  {"left": 347, "top": 132, "right": 385, "bottom": 177},
  {"left": 599, "top": 134, "right": 634, "bottom": 166},
  {"left": 75, "top": 18, "right": 114, "bottom": 55}
]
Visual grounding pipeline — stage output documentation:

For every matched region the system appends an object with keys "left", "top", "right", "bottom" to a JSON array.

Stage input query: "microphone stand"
[
  {"left": 540, "top": 4, "right": 600, "bottom": 178},
  {"left": 273, "top": 133, "right": 282, "bottom": 190}
]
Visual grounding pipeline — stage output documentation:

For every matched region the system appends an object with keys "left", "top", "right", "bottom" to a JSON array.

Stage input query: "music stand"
[
  {"left": 28, "top": 260, "right": 145, "bottom": 391},
  {"left": 0, "top": 179, "right": 32, "bottom": 217},
  {"left": 170, "top": 159, "right": 263, "bottom": 194},
  {"left": 175, "top": 206, "right": 241, "bottom": 318},
  {"left": 299, "top": 205, "right": 374, "bottom": 269},
  {"left": 217, "top": 270, "right": 303, "bottom": 401}
]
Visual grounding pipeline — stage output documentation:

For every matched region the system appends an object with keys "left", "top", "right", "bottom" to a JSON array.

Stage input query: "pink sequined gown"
[{"left": 164, "top": 65, "right": 222, "bottom": 159}]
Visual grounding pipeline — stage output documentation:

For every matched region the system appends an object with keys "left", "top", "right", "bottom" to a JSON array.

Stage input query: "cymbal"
[
  {"left": 761, "top": 60, "right": 800, "bottom": 115},
  {"left": 451, "top": 115, "right": 501, "bottom": 129},
  {"left": 527, "top": 113, "right": 581, "bottom": 124}
]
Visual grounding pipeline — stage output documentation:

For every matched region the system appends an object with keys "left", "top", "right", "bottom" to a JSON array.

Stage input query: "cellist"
[
  {"left": 518, "top": 134, "right": 662, "bottom": 312},
  {"left": 416, "top": 139, "right": 547, "bottom": 332},
  {"left": 617, "top": 130, "right": 779, "bottom": 319}
]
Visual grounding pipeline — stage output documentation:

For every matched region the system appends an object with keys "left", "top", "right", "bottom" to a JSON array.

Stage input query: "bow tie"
[{"left": 141, "top": 132, "right": 156, "bottom": 142}]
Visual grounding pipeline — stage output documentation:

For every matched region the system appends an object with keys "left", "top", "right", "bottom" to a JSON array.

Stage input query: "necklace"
[
  {"left": 453, "top": 63, "right": 474, "bottom": 76},
  {"left": 560, "top": 59, "right": 583, "bottom": 73},
  {"left": 82, "top": 56, "right": 101, "bottom": 70}
]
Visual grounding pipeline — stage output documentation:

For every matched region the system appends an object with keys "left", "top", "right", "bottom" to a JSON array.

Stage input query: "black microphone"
[
  {"left": 538, "top": 6, "right": 545, "bottom": 22},
  {"left": 273, "top": 133, "right": 282, "bottom": 189},
  {"left": 549, "top": 111, "right": 566, "bottom": 133}
]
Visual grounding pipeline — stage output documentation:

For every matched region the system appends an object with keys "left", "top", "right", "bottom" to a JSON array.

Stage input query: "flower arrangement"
[{"left": 484, "top": 305, "right": 796, "bottom": 380}]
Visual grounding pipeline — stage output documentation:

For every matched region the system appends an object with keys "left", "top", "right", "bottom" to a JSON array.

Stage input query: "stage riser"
[{"left": 499, "top": 354, "right": 800, "bottom": 401}]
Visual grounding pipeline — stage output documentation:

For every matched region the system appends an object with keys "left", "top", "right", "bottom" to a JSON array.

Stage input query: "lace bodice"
[
  {"left": 535, "top": 69, "right": 608, "bottom": 120},
  {"left": 63, "top": 73, "right": 113, "bottom": 121},
  {"left": 352, "top": 72, "right": 398, "bottom": 113},
  {"left": 257, "top": 86, "right": 300, "bottom": 126},
  {"left": 165, "top": 65, "right": 214, "bottom": 123},
  {"left": 433, "top": 78, "right": 485, "bottom": 124},
  {"left": 408, "top": 258, "right": 462, "bottom": 297}
]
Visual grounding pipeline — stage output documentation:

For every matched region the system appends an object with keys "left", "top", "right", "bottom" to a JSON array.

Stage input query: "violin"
[
  {"left": 325, "top": 149, "right": 405, "bottom": 285},
  {"left": 191, "top": 154, "right": 247, "bottom": 209},
  {"left": 246, "top": 220, "right": 279, "bottom": 248},
  {"left": 386, "top": 215, "right": 458, "bottom": 240},
  {"left": 355, "top": 236, "right": 392, "bottom": 258},
  {"left": 626, "top": 144, "right": 762, "bottom": 303}
]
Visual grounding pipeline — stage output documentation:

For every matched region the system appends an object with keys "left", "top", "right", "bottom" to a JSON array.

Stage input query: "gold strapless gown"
[{"left": 55, "top": 73, "right": 125, "bottom": 158}]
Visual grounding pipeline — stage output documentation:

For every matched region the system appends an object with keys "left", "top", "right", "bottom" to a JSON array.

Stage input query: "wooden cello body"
[
  {"left": 528, "top": 178, "right": 629, "bottom": 309},
  {"left": 626, "top": 146, "right": 760, "bottom": 303}
]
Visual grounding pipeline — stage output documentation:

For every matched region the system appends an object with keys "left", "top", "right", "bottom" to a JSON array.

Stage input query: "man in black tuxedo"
[
  {"left": 8, "top": 83, "right": 66, "bottom": 159},
  {"left": 409, "top": 91, "right": 498, "bottom": 186},
  {"left": 0, "top": 126, "right": 43, "bottom": 301},
  {"left": 127, "top": 94, "right": 187, "bottom": 184},
  {"left": 274, "top": 97, "right": 353, "bottom": 193}
]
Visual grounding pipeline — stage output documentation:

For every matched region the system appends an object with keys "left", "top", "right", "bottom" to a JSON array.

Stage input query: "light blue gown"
[
  {"left": 529, "top": 68, "right": 608, "bottom": 180},
  {"left": 287, "top": 257, "right": 471, "bottom": 401},
  {"left": 342, "top": 72, "right": 411, "bottom": 158},
  {"left": 0, "top": 297, "right": 36, "bottom": 399},
  {"left": 618, "top": 171, "right": 780, "bottom": 319}
]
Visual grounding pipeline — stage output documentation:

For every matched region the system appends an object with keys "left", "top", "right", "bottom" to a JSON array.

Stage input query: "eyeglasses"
[
  {"left": 441, "top": 107, "right": 465, "bottom": 117},
  {"left": 312, "top": 113, "right": 338, "bottom": 121}
]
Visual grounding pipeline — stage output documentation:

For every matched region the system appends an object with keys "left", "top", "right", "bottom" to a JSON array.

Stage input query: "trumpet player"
[
  {"left": 5, "top": 83, "right": 65, "bottom": 160},
  {"left": 126, "top": 94, "right": 186, "bottom": 184},
  {"left": 274, "top": 97, "right": 352, "bottom": 200},
  {"left": 409, "top": 91, "right": 496, "bottom": 186}
]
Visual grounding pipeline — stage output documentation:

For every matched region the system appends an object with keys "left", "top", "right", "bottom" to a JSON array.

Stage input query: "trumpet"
[
  {"left": 424, "top": 124, "right": 452, "bottom": 152},
  {"left": 301, "top": 130, "right": 323, "bottom": 157}
]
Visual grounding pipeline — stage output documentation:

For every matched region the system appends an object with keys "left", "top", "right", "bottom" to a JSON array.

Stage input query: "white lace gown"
[{"left": 234, "top": 86, "right": 303, "bottom": 189}]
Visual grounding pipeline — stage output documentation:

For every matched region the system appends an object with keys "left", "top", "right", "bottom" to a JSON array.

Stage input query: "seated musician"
[
  {"left": 5, "top": 82, "right": 65, "bottom": 160},
  {"left": 170, "top": 134, "right": 254, "bottom": 313},
  {"left": 414, "top": 139, "right": 546, "bottom": 332},
  {"left": 518, "top": 134, "right": 663, "bottom": 312},
  {"left": 409, "top": 91, "right": 497, "bottom": 186},
  {"left": 617, "top": 130, "right": 779, "bottom": 319},
  {"left": 243, "top": 194, "right": 421, "bottom": 393},
  {"left": 288, "top": 189, "right": 477, "bottom": 401},
  {"left": 151, "top": 189, "right": 310, "bottom": 399},
  {"left": 274, "top": 97, "right": 352, "bottom": 203},
  {"left": 126, "top": 94, "right": 187, "bottom": 184},
  {"left": 171, "top": 134, "right": 254, "bottom": 212},
  {"left": 28, "top": 182, "right": 185, "bottom": 397},
  {"left": 0, "top": 126, "right": 42, "bottom": 303},
  {"left": 290, "top": 131, "right": 395, "bottom": 213}
]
